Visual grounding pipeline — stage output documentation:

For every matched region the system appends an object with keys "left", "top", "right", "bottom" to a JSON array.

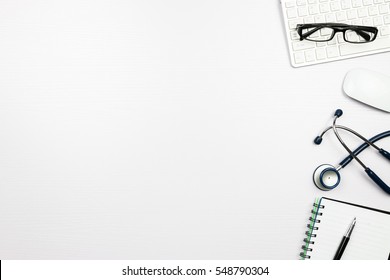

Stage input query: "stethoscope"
[{"left": 313, "top": 109, "right": 390, "bottom": 195}]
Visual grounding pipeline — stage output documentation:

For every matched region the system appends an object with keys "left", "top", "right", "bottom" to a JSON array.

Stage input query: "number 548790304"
[{"left": 215, "top": 267, "right": 269, "bottom": 276}]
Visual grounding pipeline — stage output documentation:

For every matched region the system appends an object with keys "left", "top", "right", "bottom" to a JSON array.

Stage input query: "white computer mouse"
[{"left": 343, "top": 68, "right": 390, "bottom": 113}]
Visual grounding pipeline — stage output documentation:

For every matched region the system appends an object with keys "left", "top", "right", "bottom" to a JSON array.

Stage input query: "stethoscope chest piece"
[{"left": 313, "top": 164, "right": 341, "bottom": 191}]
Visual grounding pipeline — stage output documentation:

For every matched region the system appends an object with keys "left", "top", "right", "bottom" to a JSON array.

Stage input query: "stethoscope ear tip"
[
  {"left": 335, "top": 109, "right": 343, "bottom": 117},
  {"left": 314, "top": 136, "right": 323, "bottom": 145},
  {"left": 313, "top": 164, "right": 341, "bottom": 191}
]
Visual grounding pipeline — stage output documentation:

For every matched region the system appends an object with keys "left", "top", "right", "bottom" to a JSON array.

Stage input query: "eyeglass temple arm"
[
  {"left": 354, "top": 29, "right": 371, "bottom": 41},
  {"left": 299, "top": 26, "right": 322, "bottom": 40}
]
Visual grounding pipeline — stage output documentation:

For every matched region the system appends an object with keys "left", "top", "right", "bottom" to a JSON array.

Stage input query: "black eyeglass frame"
[{"left": 296, "top": 23, "right": 378, "bottom": 44}]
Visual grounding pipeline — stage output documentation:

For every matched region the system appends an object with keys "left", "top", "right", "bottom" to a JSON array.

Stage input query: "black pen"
[{"left": 333, "top": 217, "right": 356, "bottom": 260}]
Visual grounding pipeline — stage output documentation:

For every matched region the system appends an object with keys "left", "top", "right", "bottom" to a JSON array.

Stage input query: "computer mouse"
[{"left": 343, "top": 68, "right": 390, "bottom": 113}]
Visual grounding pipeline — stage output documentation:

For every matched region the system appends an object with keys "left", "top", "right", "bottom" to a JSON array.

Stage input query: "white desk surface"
[{"left": 1, "top": 0, "right": 390, "bottom": 259}]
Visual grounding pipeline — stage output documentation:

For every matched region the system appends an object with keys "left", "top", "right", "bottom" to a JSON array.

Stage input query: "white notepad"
[{"left": 301, "top": 197, "right": 390, "bottom": 260}]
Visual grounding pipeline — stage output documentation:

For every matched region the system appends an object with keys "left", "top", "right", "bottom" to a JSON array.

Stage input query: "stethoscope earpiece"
[{"left": 313, "top": 164, "right": 341, "bottom": 191}]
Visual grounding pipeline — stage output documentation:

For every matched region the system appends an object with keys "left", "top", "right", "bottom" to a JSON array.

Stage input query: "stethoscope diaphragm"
[{"left": 313, "top": 164, "right": 341, "bottom": 191}]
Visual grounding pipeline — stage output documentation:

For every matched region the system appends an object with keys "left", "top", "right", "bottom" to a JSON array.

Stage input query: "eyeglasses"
[{"left": 296, "top": 23, "right": 378, "bottom": 44}]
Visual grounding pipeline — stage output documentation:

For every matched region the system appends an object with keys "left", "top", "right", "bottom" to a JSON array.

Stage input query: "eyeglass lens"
[
  {"left": 302, "top": 27, "right": 334, "bottom": 42},
  {"left": 344, "top": 29, "right": 375, "bottom": 43}
]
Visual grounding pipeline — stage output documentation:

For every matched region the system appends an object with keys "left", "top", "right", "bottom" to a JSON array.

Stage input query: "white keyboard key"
[
  {"left": 352, "top": 0, "right": 363, "bottom": 7},
  {"left": 305, "top": 49, "right": 316, "bottom": 61},
  {"left": 384, "top": 15, "right": 390, "bottom": 24},
  {"left": 326, "top": 13, "right": 336, "bottom": 22},
  {"left": 287, "top": 8, "right": 298, "bottom": 18},
  {"left": 298, "top": 6, "right": 309, "bottom": 16},
  {"left": 308, "top": 0, "right": 318, "bottom": 4},
  {"left": 327, "top": 46, "right": 340, "bottom": 57},
  {"left": 351, "top": 18, "right": 362, "bottom": 25},
  {"left": 347, "top": 9, "right": 358, "bottom": 19},
  {"left": 315, "top": 14, "right": 325, "bottom": 22},
  {"left": 374, "top": 0, "right": 384, "bottom": 3},
  {"left": 320, "top": 3, "right": 331, "bottom": 13},
  {"left": 317, "top": 42, "right": 328, "bottom": 47},
  {"left": 292, "top": 41, "right": 316, "bottom": 51},
  {"left": 380, "top": 25, "right": 390, "bottom": 35},
  {"left": 297, "top": 0, "right": 307, "bottom": 6},
  {"left": 336, "top": 11, "right": 347, "bottom": 20},
  {"left": 286, "top": 1, "right": 296, "bottom": 8},
  {"left": 363, "top": 0, "right": 373, "bottom": 4},
  {"left": 316, "top": 48, "right": 327, "bottom": 59},
  {"left": 369, "top": 6, "right": 379, "bottom": 15},
  {"left": 362, "top": 17, "right": 373, "bottom": 25},
  {"left": 358, "top": 7, "right": 369, "bottom": 17},
  {"left": 294, "top": 52, "right": 305, "bottom": 64},
  {"left": 379, "top": 4, "right": 390, "bottom": 14},
  {"left": 304, "top": 16, "right": 315, "bottom": 23},
  {"left": 339, "top": 36, "right": 390, "bottom": 55},
  {"left": 331, "top": 2, "right": 342, "bottom": 11},
  {"left": 373, "top": 16, "right": 384, "bottom": 25},
  {"left": 309, "top": 5, "right": 320, "bottom": 14},
  {"left": 341, "top": 0, "right": 352, "bottom": 9}
]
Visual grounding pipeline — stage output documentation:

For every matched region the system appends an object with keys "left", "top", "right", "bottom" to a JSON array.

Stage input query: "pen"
[{"left": 333, "top": 217, "right": 356, "bottom": 260}]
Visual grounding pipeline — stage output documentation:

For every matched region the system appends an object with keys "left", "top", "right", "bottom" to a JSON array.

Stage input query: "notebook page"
[{"left": 309, "top": 198, "right": 390, "bottom": 260}]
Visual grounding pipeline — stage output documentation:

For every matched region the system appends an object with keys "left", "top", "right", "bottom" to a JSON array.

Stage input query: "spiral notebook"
[{"left": 301, "top": 197, "right": 390, "bottom": 260}]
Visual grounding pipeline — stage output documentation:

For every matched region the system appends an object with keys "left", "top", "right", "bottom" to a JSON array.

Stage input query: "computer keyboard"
[{"left": 281, "top": 0, "right": 390, "bottom": 67}]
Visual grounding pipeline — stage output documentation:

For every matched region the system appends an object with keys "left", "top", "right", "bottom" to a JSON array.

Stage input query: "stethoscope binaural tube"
[{"left": 313, "top": 109, "right": 390, "bottom": 195}]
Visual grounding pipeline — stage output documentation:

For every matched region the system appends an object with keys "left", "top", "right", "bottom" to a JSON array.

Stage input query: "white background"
[{"left": 0, "top": 0, "right": 389, "bottom": 259}]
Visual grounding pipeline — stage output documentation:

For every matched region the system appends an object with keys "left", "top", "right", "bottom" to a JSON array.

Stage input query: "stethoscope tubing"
[{"left": 339, "top": 130, "right": 390, "bottom": 168}]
